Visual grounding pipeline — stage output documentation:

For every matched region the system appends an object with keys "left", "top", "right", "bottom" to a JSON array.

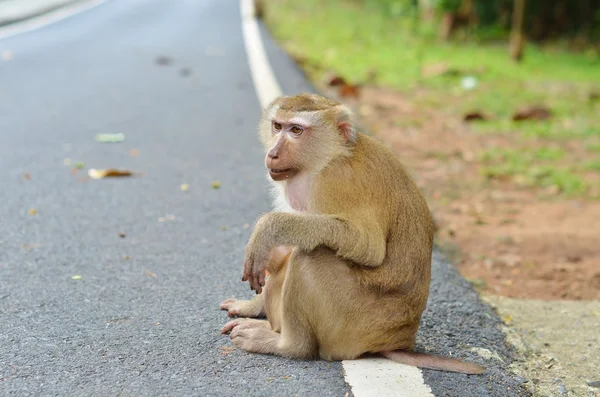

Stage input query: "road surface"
[{"left": 0, "top": 1, "right": 527, "bottom": 395}]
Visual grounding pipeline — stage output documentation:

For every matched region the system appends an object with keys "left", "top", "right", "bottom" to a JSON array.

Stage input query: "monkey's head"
[{"left": 259, "top": 94, "right": 357, "bottom": 182}]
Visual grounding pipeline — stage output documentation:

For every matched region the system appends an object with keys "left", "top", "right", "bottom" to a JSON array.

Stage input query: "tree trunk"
[{"left": 510, "top": 0, "right": 526, "bottom": 62}]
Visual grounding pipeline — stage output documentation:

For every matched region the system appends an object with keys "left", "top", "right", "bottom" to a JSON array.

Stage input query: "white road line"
[
  {"left": 239, "top": 1, "right": 435, "bottom": 395},
  {"left": 344, "top": 358, "right": 434, "bottom": 397},
  {"left": 0, "top": 0, "right": 106, "bottom": 41},
  {"left": 240, "top": 0, "right": 282, "bottom": 108}
]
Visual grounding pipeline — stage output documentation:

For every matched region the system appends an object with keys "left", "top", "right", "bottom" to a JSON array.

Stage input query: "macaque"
[{"left": 220, "top": 93, "right": 485, "bottom": 374}]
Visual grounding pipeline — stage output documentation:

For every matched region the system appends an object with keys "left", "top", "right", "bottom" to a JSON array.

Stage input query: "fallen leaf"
[
  {"left": 73, "top": 162, "right": 85, "bottom": 169},
  {"left": 327, "top": 75, "right": 347, "bottom": 86},
  {"left": 220, "top": 346, "right": 236, "bottom": 356},
  {"left": 123, "top": 255, "right": 131, "bottom": 260},
  {"left": 243, "top": 223, "right": 250, "bottom": 229},
  {"left": 463, "top": 111, "right": 489, "bottom": 122},
  {"left": 88, "top": 168, "right": 133, "bottom": 179},
  {"left": 211, "top": 181, "right": 221, "bottom": 189},
  {"left": 118, "top": 232, "right": 126, "bottom": 238},
  {"left": 155, "top": 55, "right": 172, "bottom": 65},
  {"left": 512, "top": 105, "right": 552, "bottom": 121},
  {"left": 23, "top": 172, "right": 31, "bottom": 180},
  {"left": 220, "top": 225, "right": 227, "bottom": 231},
  {"left": 146, "top": 269, "right": 157, "bottom": 279},
  {"left": 180, "top": 183, "right": 189, "bottom": 191},
  {"left": 63, "top": 158, "right": 72, "bottom": 166},
  {"left": 339, "top": 83, "right": 360, "bottom": 98},
  {"left": 158, "top": 217, "right": 165, "bottom": 222},
  {"left": 129, "top": 149, "right": 140, "bottom": 157},
  {"left": 501, "top": 314, "right": 513, "bottom": 325},
  {"left": 94, "top": 133, "right": 125, "bottom": 143},
  {"left": 2, "top": 50, "right": 13, "bottom": 61},
  {"left": 71, "top": 275, "right": 82, "bottom": 280},
  {"left": 28, "top": 208, "right": 37, "bottom": 216}
]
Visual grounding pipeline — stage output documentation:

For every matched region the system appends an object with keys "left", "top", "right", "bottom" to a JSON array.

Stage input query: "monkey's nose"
[{"left": 268, "top": 151, "right": 278, "bottom": 159}]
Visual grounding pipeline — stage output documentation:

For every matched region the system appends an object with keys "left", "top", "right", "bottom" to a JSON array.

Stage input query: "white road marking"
[
  {"left": 344, "top": 358, "right": 434, "bottom": 397},
  {"left": 0, "top": 0, "right": 106, "bottom": 40},
  {"left": 240, "top": 0, "right": 282, "bottom": 109},
  {"left": 239, "top": 1, "right": 435, "bottom": 395}
]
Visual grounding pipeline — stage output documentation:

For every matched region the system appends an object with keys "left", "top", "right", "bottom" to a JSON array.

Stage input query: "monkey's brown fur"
[{"left": 220, "top": 93, "right": 485, "bottom": 374}]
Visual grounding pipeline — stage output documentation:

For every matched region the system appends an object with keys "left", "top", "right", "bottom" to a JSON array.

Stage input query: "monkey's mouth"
[{"left": 268, "top": 168, "right": 297, "bottom": 181}]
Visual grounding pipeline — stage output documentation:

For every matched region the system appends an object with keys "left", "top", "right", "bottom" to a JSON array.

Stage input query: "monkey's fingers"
[
  {"left": 242, "top": 256, "right": 254, "bottom": 284},
  {"left": 221, "top": 319, "right": 242, "bottom": 334},
  {"left": 219, "top": 298, "right": 237, "bottom": 310}
]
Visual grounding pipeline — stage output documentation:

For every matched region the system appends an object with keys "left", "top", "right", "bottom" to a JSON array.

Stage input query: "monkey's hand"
[{"left": 242, "top": 226, "right": 272, "bottom": 294}]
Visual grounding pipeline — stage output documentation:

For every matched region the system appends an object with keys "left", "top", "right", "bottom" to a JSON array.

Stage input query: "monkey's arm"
[{"left": 243, "top": 211, "right": 386, "bottom": 292}]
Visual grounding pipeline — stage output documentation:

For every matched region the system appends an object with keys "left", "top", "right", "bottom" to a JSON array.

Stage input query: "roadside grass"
[{"left": 263, "top": 0, "right": 600, "bottom": 198}]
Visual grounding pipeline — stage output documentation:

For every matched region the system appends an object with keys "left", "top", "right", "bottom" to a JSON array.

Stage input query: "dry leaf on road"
[{"left": 88, "top": 169, "right": 134, "bottom": 179}]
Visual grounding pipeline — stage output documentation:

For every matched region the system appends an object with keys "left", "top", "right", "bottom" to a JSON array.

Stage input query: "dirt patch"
[{"left": 320, "top": 84, "right": 600, "bottom": 301}]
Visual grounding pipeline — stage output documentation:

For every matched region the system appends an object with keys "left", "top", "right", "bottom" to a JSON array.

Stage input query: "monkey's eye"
[
  {"left": 290, "top": 125, "right": 303, "bottom": 135},
  {"left": 272, "top": 122, "right": 282, "bottom": 131}
]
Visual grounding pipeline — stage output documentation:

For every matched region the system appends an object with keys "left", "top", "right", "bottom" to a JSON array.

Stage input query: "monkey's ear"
[{"left": 336, "top": 106, "right": 357, "bottom": 143}]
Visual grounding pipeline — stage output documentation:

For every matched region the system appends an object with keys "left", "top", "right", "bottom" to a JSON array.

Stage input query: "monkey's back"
[{"left": 315, "top": 132, "right": 435, "bottom": 325}]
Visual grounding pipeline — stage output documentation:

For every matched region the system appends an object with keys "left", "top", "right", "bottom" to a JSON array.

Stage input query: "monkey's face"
[
  {"left": 258, "top": 95, "right": 357, "bottom": 182},
  {"left": 263, "top": 117, "right": 308, "bottom": 181}
]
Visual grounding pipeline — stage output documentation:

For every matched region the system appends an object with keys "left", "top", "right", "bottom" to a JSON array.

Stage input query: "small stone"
[
  {"left": 532, "top": 378, "right": 540, "bottom": 385},
  {"left": 557, "top": 384, "right": 567, "bottom": 395},
  {"left": 588, "top": 380, "right": 600, "bottom": 388}
]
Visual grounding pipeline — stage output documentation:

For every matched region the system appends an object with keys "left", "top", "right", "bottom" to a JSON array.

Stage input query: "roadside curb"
[{"left": 0, "top": 0, "right": 83, "bottom": 26}]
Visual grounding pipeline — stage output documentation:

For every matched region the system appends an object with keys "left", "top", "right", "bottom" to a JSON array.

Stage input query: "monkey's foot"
[
  {"left": 220, "top": 318, "right": 271, "bottom": 335},
  {"left": 230, "top": 324, "right": 280, "bottom": 355},
  {"left": 219, "top": 298, "right": 265, "bottom": 318}
]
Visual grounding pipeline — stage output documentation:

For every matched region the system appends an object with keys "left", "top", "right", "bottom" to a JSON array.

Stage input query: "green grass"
[
  {"left": 264, "top": 0, "right": 600, "bottom": 88},
  {"left": 478, "top": 146, "right": 593, "bottom": 195},
  {"left": 263, "top": 0, "right": 600, "bottom": 197}
]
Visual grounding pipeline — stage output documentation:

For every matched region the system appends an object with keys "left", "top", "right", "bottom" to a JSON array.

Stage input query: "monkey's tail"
[{"left": 381, "top": 350, "right": 486, "bottom": 375}]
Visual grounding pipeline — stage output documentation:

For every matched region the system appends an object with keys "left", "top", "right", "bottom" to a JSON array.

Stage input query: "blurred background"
[{"left": 258, "top": 0, "right": 600, "bottom": 303}]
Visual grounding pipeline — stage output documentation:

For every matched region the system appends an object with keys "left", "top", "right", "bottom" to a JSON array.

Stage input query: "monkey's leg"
[
  {"left": 219, "top": 294, "right": 266, "bottom": 318},
  {"left": 221, "top": 318, "right": 271, "bottom": 334},
  {"left": 220, "top": 246, "right": 292, "bottom": 318},
  {"left": 228, "top": 251, "right": 318, "bottom": 359}
]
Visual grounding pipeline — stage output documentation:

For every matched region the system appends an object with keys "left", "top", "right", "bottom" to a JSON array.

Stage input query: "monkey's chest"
[{"left": 283, "top": 175, "right": 311, "bottom": 212}]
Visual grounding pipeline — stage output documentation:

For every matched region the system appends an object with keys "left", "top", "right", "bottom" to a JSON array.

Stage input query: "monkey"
[{"left": 219, "top": 93, "right": 485, "bottom": 375}]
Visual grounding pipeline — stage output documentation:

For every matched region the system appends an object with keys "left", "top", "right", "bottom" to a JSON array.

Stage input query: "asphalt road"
[{"left": 0, "top": 1, "right": 528, "bottom": 395}]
